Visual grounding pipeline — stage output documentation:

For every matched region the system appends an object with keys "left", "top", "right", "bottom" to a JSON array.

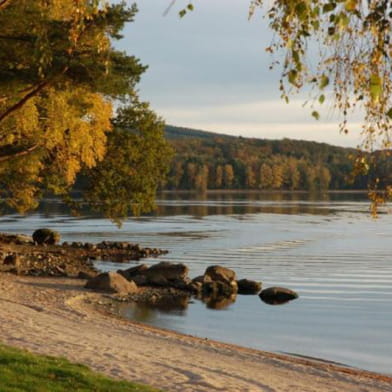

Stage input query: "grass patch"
[{"left": 0, "top": 344, "right": 162, "bottom": 392}]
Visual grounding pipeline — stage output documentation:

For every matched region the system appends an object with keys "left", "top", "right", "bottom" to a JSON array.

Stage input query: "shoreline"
[{"left": 0, "top": 273, "right": 390, "bottom": 391}]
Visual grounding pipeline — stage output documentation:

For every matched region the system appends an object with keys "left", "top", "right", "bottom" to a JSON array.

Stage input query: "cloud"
[
  {"left": 157, "top": 99, "right": 364, "bottom": 147},
  {"left": 116, "top": 1, "right": 364, "bottom": 148}
]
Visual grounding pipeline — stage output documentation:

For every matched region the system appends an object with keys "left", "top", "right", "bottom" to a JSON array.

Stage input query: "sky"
[{"left": 117, "top": 0, "right": 363, "bottom": 147}]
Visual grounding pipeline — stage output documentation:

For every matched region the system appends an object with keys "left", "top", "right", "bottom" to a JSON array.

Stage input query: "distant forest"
[{"left": 163, "top": 126, "right": 370, "bottom": 192}]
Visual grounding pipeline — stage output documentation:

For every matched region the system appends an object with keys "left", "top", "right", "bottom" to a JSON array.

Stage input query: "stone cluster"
[{"left": 84, "top": 262, "right": 274, "bottom": 310}]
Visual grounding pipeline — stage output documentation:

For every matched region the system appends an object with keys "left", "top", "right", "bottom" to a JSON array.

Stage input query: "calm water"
[{"left": 1, "top": 192, "right": 391, "bottom": 374}]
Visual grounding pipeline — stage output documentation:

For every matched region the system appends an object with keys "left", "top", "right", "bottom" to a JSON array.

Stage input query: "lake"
[{"left": 1, "top": 192, "right": 391, "bottom": 375}]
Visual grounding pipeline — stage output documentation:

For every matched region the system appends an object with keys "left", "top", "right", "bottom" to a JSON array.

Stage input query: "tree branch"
[
  {"left": 0, "top": 66, "right": 68, "bottom": 126},
  {"left": 0, "top": 0, "right": 12, "bottom": 11},
  {"left": 0, "top": 80, "right": 48, "bottom": 124},
  {"left": 0, "top": 143, "right": 39, "bottom": 162},
  {"left": 0, "top": 34, "right": 33, "bottom": 42}
]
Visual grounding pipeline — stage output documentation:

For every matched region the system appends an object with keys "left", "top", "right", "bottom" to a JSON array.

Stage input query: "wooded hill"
[{"left": 164, "top": 125, "right": 368, "bottom": 192}]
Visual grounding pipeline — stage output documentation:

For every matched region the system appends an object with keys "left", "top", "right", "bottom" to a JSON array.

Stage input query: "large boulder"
[
  {"left": 145, "top": 262, "right": 189, "bottom": 287},
  {"left": 259, "top": 287, "right": 298, "bottom": 305},
  {"left": 32, "top": 229, "right": 60, "bottom": 245},
  {"left": 204, "top": 265, "right": 236, "bottom": 284},
  {"left": 85, "top": 271, "right": 138, "bottom": 294},
  {"left": 237, "top": 279, "right": 262, "bottom": 295},
  {"left": 117, "top": 264, "right": 149, "bottom": 281}
]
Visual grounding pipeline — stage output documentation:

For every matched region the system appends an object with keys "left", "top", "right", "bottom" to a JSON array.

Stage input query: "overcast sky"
[{"left": 117, "top": 0, "right": 363, "bottom": 147}]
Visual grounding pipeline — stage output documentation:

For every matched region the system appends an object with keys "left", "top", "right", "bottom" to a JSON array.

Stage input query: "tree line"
[{"left": 164, "top": 126, "right": 368, "bottom": 192}]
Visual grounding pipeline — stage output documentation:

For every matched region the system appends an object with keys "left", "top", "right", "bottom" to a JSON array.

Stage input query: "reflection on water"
[
  {"left": 16, "top": 190, "right": 371, "bottom": 219},
  {"left": 155, "top": 191, "right": 370, "bottom": 217},
  {"left": 115, "top": 291, "right": 238, "bottom": 315},
  {"left": 0, "top": 191, "right": 391, "bottom": 374},
  {"left": 201, "top": 293, "right": 237, "bottom": 310}
]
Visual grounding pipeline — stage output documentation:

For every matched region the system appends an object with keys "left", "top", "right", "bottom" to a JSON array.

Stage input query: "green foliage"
[
  {"left": 83, "top": 101, "right": 173, "bottom": 223},
  {"left": 0, "top": 1, "right": 171, "bottom": 220},
  {"left": 164, "top": 125, "right": 368, "bottom": 192},
  {"left": 249, "top": 0, "right": 392, "bottom": 155}
]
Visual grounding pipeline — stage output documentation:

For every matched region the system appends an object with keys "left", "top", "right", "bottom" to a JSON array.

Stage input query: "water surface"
[{"left": 1, "top": 192, "right": 391, "bottom": 374}]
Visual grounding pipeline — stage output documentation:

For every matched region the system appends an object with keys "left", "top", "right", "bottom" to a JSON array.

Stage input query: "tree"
[
  {"left": 245, "top": 165, "right": 257, "bottom": 188},
  {"left": 194, "top": 164, "right": 209, "bottom": 193},
  {"left": 183, "top": 162, "right": 196, "bottom": 189},
  {"left": 0, "top": 1, "right": 171, "bottom": 218},
  {"left": 215, "top": 165, "right": 223, "bottom": 188},
  {"left": 318, "top": 166, "right": 332, "bottom": 191},
  {"left": 271, "top": 164, "right": 284, "bottom": 189},
  {"left": 259, "top": 163, "right": 273, "bottom": 189},
  {"left": 223, "top": 164, "right": 234, "bottom": 188},
  {"left": 82, "top": 101, "right": 173, "bottom": 222}
]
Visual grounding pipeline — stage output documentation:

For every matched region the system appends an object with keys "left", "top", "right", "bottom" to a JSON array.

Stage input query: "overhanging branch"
[
  {"left": 0, "top": 66, "right": 68, "bottom": 126},
  {"left": 0, "top": 80, "right": 48, "bottom": 124},
  {"left": 0, "top": 143, "right": 39, "bottom": 162}
]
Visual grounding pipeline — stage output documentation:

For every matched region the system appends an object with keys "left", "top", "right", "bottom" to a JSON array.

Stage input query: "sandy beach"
[{"left": 0, "top": 273, "right": 390, "bottom": 392}]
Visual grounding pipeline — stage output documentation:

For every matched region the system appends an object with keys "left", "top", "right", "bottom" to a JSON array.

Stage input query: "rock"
[
  {"left": 117, "top": 264, "right": 148, "bottom": 281},
  {"left": 204, "top": 265, "right": 236, "bottom": 285},
  {"left": 131, "top": 274, "right": 148, "bottom": 286},
  {"left": 78, "top": 271, "right": 97, "bottom": 280},
  {"left": 187, "top": 281, "right": 203, "bottom": 294},
  {"left": 3, "top": 253, "right": 19, "bottom": 266},
  {"left": 53, "top": 265, "right": 67, "bottom": 276},
  {"left": 171, "top": 277, "right": 191, "bottom": 290},
  {"left": 192, "top": 275, "right": 205, "bottom": 284},
  {"left": 237, "top": 279, "right": 262, "bottom": 295},
  {"left": 202, "top": 280, "right": 238, "bottom": 296},
  {"left": 145, "top": 262, "right": 189, "bottom": 285},
  {"left": 85, "top": 272, "right": 138, "bottom": 294},
  {"left": 0, "top": 233, "right": 31, "bottom": 245},
  {"left": 259, "top": 287, "right": 298, "bottom": 305},
  {"left": 2, "top": 253, "right": 21, "bottom": 273},
  {"left": 32, "top": 229, "right": 60, "bottom": 245},
  {"left": 146, "top": 274, "right": 168, "bottom": 286}
]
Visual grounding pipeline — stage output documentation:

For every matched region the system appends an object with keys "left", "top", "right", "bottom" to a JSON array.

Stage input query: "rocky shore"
[
  {"left": 0, "top": 231, "right": 167, "bottom": 278},
  {"left": 84, "top": 261, "right": 298, "bottom": 311},
  {"left": 0, "top": 230, "right": 298, "bottom": 311}
]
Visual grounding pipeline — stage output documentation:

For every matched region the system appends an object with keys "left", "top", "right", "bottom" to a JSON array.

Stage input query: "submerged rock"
[
  {"left": 237, "top": 279, "right": 262, "bottom": 295},
  {"left": 32, "top": 228, "right": 60, "bottom": 245},
  {"left": 85, "top": 272, "right": 138, "bottom": 294},
  {"left": 259, "top": 287, "right": 298, "bottom": 305}
]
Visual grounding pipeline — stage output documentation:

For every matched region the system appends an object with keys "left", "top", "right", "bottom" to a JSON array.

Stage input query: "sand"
[{"left": 0, "top": 273, "right": 390, "bottom": 392}]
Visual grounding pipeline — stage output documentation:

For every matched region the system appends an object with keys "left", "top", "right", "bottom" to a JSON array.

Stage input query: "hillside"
[{"left": 164, "top": 125, "right": 367, "bottom": 191}]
